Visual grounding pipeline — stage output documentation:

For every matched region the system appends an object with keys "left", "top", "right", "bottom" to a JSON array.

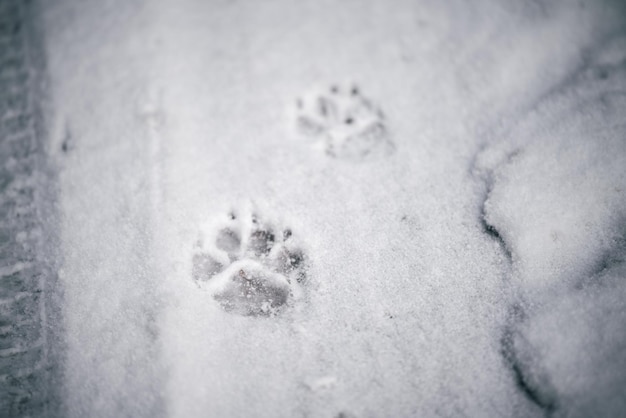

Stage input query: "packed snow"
[{"left": 3, "top": 0, "right": 624, "bottom": 416}]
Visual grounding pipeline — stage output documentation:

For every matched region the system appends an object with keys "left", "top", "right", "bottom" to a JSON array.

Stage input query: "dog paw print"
[
  {"left": 192, "top": 207, "right": 306, "bottom": 316},
  {"left": 295, "top": 83, "right": 393, "bottom": 159}
]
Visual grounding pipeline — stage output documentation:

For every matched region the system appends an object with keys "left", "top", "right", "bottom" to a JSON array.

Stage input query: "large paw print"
[
  {"left": 192, "top": 206, "right": 306, "bottom": 317},
  {"left": 295, "top": 83, "right": 393, "bottom": 160}
]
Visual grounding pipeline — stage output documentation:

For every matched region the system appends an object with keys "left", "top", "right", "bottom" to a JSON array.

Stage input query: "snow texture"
[
  {"left": 0, "top": 0, "right": 60, "bottom": 416},
  {"left": 4, "top": 0, "right": 625, "bottom": 416},
  {"left": 475, "top": 29, "right": 626, "bottom": 416}
]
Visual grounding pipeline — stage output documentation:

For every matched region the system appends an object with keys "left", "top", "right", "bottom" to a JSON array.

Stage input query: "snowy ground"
[{"left": 2, "top": 0, "right": 625, "bottom": 416}]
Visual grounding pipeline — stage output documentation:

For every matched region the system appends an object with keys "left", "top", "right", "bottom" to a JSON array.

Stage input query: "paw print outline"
[
  {"left": 294, "top": 83, "right": 393, "bottom": 159},
  {"left": 192, "top": 204, "right": 306, "bottom": 317}
]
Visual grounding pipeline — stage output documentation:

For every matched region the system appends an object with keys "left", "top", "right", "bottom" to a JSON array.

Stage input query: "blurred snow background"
[{"left": 2, "top": 0, "right": 625, "bottom": 416}]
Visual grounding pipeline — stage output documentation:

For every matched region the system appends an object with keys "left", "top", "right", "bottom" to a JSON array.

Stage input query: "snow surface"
[
  {"left": 33, "top": 0, "right": 626, "bottom": 416},
  {"left": 475, "top": 27, "right": 626, "bottom": 416}
]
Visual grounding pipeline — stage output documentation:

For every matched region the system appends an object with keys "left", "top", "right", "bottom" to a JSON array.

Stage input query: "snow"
[
  {"left": 475, "top": 26, "right": 626, "bottom": 416},
  {"left": 29, "top": 0, "right": 626, "bottom": 416}
]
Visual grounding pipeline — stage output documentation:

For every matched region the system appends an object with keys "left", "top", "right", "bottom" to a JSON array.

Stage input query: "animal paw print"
[
  {"left": 192, "top": 206, "right": 306, "bottom": 317},
  {"left": 295, "top": 83, "right": 393, "bottom": 159}
]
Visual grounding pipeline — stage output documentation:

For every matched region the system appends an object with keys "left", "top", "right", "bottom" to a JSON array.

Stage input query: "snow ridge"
[{"left": 474, "top": 30, "right": 626, "bottom": 416}]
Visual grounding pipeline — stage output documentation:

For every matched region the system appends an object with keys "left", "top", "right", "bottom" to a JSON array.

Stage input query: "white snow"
[
  {"left": 475, "top": 24, "right": 626, "bottom": 416},
  {"left": 35, "top": 0, "right": 626, "bottom": 416}
]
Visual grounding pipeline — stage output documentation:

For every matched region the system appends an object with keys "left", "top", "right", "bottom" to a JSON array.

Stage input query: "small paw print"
[
  {"left": 295, "top": 83, "right": 393, "bottom": 159},
  {"left": 192, "top": 206, "right": 306, "bottom": 316}
]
